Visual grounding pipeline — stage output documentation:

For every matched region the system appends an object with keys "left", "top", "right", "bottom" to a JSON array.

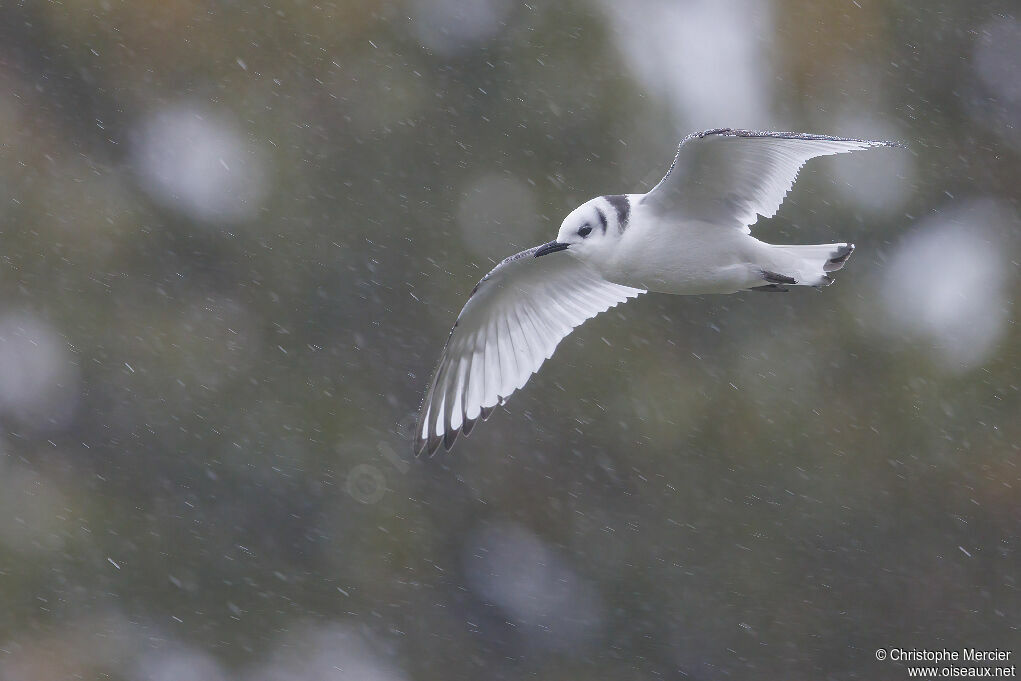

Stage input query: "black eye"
[{"left": 578, "top": 224, "right": 593, "bottom": 238}]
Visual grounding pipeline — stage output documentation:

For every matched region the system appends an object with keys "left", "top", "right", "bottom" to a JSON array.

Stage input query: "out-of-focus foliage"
[{"left": 0, "top": 1, "right": 1017, "bottom": 679}]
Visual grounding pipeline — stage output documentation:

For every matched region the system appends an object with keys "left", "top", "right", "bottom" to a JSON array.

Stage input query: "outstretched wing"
[
  {"left": 415, "top": 246, "right": 645, "bottom": 456},
  {"left": 644, "top": 128, "right": 904, "bottom": 233}
]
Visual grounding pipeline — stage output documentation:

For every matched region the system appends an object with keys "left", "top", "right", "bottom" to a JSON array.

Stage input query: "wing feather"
[
  {"left": 465, "top": 335, "right": 484, "bottom": 422},
  {"left": 509, "top": 306, "right": 538, "bottom": 388},
  {"left": 496, "top": 314, "right": 516, "bottom": 398},
  {"left": 482, "top": 319, "right": 500, "bottom": 409},
  {"left": 644, "top": 128, "right": 904, "bottom": 232},
  {"left": 415, "top": 246, "right": 644, "bottom": 456}
]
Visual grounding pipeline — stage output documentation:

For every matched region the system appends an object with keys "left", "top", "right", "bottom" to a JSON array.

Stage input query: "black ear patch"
[
  {"left": 594, "top": 207, "right": 608, "bottom": 234},
  {"left": 603, "top": 194, "right": 631, "bottom": 231}
]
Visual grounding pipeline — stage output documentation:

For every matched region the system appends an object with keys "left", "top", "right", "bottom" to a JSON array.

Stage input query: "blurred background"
[{"left": 0, "top": 1, "right": 1018, "bottom": 679}]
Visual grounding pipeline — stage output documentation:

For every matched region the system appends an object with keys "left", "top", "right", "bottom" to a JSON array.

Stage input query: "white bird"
[{"left": 415, "top": 128, "right": 903, "bottom": 456}]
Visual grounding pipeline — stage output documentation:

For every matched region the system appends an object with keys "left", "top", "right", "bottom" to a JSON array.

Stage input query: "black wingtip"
[
  {"left": 425, "top": 431, "right": 444, "bottom": 458},
  {"left": 414, "top": 410, "right": 485, "bottom": 458},
  {"left": 442, "top": 427, "right": 458, "bottom": 452},
  {"left": 413, "top": 435, "right": 429, "bottom": 458}
]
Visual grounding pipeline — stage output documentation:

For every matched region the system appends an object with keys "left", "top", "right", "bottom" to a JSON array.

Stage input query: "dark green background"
[{"left": 0, "top": 1, "right": 1017, "bottom": 679}]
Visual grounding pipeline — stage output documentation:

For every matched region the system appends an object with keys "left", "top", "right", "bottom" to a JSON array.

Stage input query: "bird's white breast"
[{"left": 598, "top": 198, "right": 762, "bottom": 295}]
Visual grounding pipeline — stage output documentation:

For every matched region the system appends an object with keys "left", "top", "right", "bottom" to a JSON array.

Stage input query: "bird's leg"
[
  {"left": 751, "top": 270, "right": 797, "bottom": 292},
  {"left": 761, "top": 270, "right": 797, "bottom": 284}
]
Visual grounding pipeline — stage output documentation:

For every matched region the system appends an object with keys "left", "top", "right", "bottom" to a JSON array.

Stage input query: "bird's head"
[{"left": 533, "top": 195, "right": 630, "bottom": 262}]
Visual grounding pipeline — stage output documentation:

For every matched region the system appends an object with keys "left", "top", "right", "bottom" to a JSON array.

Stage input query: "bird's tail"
[{"left": 765, "top": 243, "right": 855, "bottom": 287}]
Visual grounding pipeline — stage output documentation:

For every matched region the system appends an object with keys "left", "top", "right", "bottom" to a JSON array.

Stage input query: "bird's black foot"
[{"left": 761, "top": 270, "right": 797, "bottom": 285}]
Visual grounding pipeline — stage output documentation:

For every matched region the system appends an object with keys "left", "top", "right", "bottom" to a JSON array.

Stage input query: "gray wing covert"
[{"left": 644, "top": 128, "right": 903, "bottom": 232}]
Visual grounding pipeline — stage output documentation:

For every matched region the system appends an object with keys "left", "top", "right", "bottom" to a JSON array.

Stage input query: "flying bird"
[{"left": 414, "top": 128, "right": 903, "bottom": 456}]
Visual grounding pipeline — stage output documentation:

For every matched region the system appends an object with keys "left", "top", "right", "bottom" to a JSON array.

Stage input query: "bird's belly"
[
  {"left": 605, "top": 226, "right": 760, "bottom": 295},
  {"left": 628, "top": 262, "right": 752, "bottom": 295}
]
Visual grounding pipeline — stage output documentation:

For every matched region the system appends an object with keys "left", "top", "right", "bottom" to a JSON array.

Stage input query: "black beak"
[{"left": 533, "top": 240, "right": 569, "bottom": 257}]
